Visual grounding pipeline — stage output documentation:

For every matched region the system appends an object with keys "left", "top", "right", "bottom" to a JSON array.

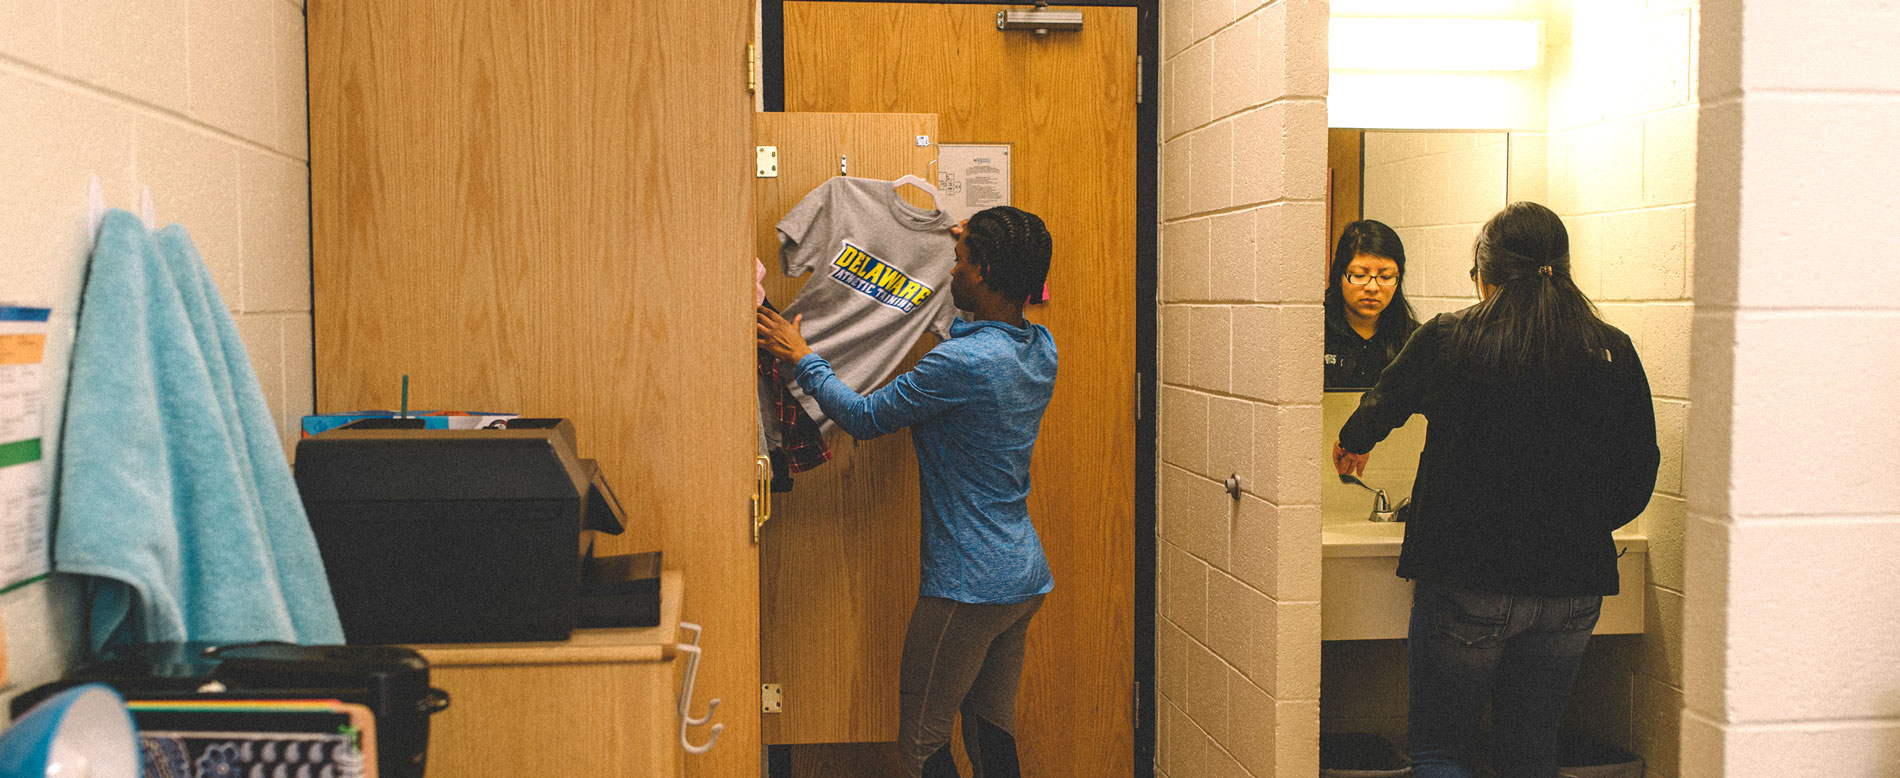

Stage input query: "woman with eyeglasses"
[
  {"left": 1325, "top": 219, "right": 1420, "bottom": 389},
  {"left": 1332, "top": 202, "right": 1660, "bottom": 778}
]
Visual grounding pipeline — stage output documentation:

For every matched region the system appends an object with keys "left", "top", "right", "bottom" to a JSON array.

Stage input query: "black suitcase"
[{"left": 10, "top": 642, "right": 449, "bottom": 778}]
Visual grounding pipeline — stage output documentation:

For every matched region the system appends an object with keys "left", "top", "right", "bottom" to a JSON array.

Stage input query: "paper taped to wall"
[{"left": 0, "top": 305, "right": 51, "bottom": 591}]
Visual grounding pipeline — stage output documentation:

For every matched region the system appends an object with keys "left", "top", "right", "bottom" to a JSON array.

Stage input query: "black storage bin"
[
  {"left": 10, "top": 642, "right": 448, "bottom": 778},
  {"left": 1557, "top": 737, "right": 1643, "bottom": 778},
  {"left": 1320, "top": 732, "right": 1413, "bottom": 777}
]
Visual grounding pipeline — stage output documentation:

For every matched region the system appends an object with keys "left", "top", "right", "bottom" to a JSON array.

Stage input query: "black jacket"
[
  {"left": 1338, "top": 309, "right": 1660, "bottom": 596},
  {"left": 1324, "top": 303, "right": 1416, "bottom": 390}
]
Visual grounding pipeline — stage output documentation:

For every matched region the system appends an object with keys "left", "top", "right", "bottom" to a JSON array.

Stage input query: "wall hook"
[
  {"left": 677, "top": 621, "right": 723, "bottom": 754},
  {"left": 139, "top": 186, "right": 157, "bottom": 230},
  {"left": 87, "top": 175, "right": 106, "bottom": 238}
]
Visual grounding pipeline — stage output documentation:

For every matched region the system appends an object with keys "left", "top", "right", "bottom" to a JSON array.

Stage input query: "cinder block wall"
[
  {"left": 1155, "top": 1, "right": 1330, "bottom": 775},
  {"left": 1682, "top": 0, "right": 1900, "bottom": 775},
  {"left": 1545, "top": 2, "right": 1699, "bottom": 774},
  {"left": 0, "top": 0, "right": 315, "bottom": 709}
]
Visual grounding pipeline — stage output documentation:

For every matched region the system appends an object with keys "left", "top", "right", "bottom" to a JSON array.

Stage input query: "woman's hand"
[
  {"left": 1333, "top": 441, "right": 1369, "bottom": 477},
  {"left": 755, "top": 305, "right": 814, "bottom": 363}
]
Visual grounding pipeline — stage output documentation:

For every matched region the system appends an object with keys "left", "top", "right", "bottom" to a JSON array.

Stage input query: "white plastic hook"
[
  {"left": 676, "top": 621, "right": 722, "bottom": 754},
  {"left": 139, "top": 186, "right": 157, "bottom": 230},
  {"left": 87, "top": 175, "right": 106, "bottom": 238}
]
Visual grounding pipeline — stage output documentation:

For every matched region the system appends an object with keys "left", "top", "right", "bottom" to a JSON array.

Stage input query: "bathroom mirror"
[
  {"left": 1317, "top": 128, "right": 1539, "bottom": 520},
  {"left": 1323, "top": 129, "right": 1549, "bottom": 390}
]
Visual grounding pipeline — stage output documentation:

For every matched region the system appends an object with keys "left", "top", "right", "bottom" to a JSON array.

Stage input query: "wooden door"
[
  {"left": 780, "top": 4, "right": 1140, "bottom": 775},
  {"left": 1328, "top": 128, "right": 1364, "bottom": 269},
  {"left": 308, "top": 3, "right": 760, "bottom": 776},
  {"left": 754, "top": 112, "right": 941, "bottom": 746}
]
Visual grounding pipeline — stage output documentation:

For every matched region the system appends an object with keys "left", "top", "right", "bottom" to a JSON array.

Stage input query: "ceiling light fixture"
[{"left": 1330, "top": 17, "right": 1543, "bottom": 71}]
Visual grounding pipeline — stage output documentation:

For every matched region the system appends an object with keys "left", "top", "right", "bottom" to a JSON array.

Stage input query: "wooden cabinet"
[{"left": 407, "top": 571, "right": 693, "bottom": 778}]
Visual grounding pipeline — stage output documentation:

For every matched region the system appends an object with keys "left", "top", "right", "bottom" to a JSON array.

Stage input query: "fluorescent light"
[{"left": 1331, "top": 17, "right": 1543, "bottom": 71}]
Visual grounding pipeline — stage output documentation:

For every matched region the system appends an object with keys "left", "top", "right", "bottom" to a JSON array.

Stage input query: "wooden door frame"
[{"left": 760, "top": 2, "right": 1160, "bottom": 776}]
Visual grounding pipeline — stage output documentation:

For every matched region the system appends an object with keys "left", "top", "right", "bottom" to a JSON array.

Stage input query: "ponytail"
[{"left": 1449, "top": 202, "right": 1616, "bottom": 380}]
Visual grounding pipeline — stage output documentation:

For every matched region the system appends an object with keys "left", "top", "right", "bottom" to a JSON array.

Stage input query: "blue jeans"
[{"left": 1406, "top": 580, "right": 1602, "bottom": 778}]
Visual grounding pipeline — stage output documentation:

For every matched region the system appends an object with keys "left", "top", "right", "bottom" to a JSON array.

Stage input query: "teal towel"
[{"left": 56, "top": 209, "right": 344, "bottom": 653}]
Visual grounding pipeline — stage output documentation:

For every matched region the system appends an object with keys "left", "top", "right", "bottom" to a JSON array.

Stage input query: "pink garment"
[{"left": 756, "top": 258, "right": 768, "bottom": 306}]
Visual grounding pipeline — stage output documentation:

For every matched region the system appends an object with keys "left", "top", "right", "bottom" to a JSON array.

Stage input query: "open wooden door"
[
  {"left": 309, "top": 3, "right": 760, "bottom": 776},
  {"left": 773, "top": 4, "right": 1140, "bottom": 776},
  {"left": 753, "top": 111, "right": 941, "bottom": 745}
]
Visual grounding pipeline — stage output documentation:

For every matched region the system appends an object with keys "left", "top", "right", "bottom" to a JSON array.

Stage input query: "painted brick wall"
[
  {"left": 1157, "top": 1, "right": 1330, "bottom": 775},
  {"left": 1682, "top": 0, "right": 1900, "bottom": 775},
  {"left": 0, "top": 0, "right": 314, "bottom": 708},
  {"left": 1546, "top": 2, "right": 1699, "bottom": 774}
]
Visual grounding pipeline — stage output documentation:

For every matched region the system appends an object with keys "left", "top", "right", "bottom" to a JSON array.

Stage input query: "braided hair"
[{"left": 962, "top": 206, "right": 1053, "bottom": 305}]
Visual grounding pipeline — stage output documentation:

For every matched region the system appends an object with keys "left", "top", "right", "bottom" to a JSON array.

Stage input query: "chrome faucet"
[{"left": 1339, "top": 474, "right": 1399, "bottom": 522}]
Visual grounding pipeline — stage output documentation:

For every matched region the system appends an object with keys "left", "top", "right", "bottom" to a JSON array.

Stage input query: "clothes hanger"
[{"left": 891, "top": 173, "right": 944, "bottom": 213}]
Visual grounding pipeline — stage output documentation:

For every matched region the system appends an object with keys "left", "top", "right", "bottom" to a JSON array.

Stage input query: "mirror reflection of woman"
[
  {"left": 1332, "top": 202, "right": 1660, "bottom": 778},
  {"left": 1325, "top": 220, "right": 1420, "bottom": 389}
]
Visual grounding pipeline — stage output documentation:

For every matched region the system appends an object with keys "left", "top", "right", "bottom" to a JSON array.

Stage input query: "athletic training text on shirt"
[{"left": 829, "top": 241, "right": 936, "bottom": 314}]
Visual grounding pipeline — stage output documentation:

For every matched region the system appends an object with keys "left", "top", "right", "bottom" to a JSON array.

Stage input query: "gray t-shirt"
[{"left": 777, "top": 176, "right": 958, "bottom": 435}]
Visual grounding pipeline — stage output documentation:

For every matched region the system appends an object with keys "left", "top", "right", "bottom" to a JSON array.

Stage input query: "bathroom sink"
[
  {"left": 1321, "top": 521, "right": 1648, "bottom": 557},
  {"left": 1321, "top": 521, "right": 1406, "bottom": 558},
  {"left": 1320, "top": 521, "right": 1649, "bottom": 640}
]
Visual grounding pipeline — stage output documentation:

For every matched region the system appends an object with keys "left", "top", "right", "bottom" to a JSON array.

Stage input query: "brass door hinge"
[
  {"left": 1136, "top": 55, "right": 1143, "bottom": 104},
  {"left": 1134, "top": 681, "right": 1141, "bottom": 729}
]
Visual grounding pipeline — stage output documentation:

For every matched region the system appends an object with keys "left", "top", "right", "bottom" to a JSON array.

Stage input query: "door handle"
[{"left": 752, "top": 455, "right": 772, "bottom": 543}]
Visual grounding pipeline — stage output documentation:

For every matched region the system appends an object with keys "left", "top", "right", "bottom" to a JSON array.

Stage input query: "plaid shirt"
[{"left": 758, "top": 348, "right": 831, "bottom": 475}]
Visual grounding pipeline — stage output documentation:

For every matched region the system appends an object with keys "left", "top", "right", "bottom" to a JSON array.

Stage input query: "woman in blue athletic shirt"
[{"left": 756, "top": 205, "right": 1056, "bottom": 778}]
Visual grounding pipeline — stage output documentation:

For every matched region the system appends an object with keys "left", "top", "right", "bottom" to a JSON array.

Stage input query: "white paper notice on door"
[
  {"left": 935, "top": 144, "right": 1012, "bottom": 224},
  {"left": 0, "top": 306, "right": 50, "bottom": 591}
]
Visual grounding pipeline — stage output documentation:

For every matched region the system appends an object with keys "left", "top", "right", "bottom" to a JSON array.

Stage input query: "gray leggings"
[{"left": 897, "top": 594, "right": 1045, "bottom": 778}]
